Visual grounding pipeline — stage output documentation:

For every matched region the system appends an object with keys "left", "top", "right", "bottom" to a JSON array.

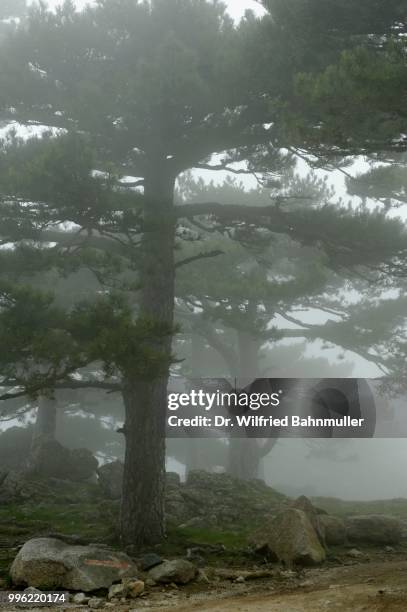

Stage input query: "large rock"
[
  {"left": 166, "top": 472, "right": 181, "bottom": 487},
  {"left": 10, "top": 538, "right": 137, "bottom": 591},
  {"left": 178, "top": 470, "right": 285, "bottom": 529},
  {"left": 346, "top": 515, "right": 402, "bottom": 545},
  {"left": 97, "top": 461, "right": 124, "bottom": 499},
  {"left": 320, "top": 515, "right": 347, "bottom": 546},
  {"left": 0, "top": 471, "right": 42, "bottom": 503},
  {"left": 97, "top": 467, "right": 180, "bottom": 501},
  {"left": 30, "top": 440, "right": 98, "bottom": 482},
  {"left": 291, "top": 496, "right": 326, "bottom": 548},
  {"left": 252, "top": 508, "right": 326, "bottom": 567},
  {"left": 148, "top": 559, "right": 197, "bottom": 584},
  {"left": 0, "top": 427, "right": 32, "bottom": 470}
]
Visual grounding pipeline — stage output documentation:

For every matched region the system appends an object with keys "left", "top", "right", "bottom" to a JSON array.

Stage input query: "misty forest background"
[{"left": 0, "top": 0, "right": 407, "bottom": 549}]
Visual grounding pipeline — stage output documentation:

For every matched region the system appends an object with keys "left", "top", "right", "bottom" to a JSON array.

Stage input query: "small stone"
[
  {"left": 234, "top": 576, "right": 245, "bottom": 583},
  {"left": 347, "top": 548, "right": 364, "bottom": 558},
  {"left": 88, "top": 597, "right": 105, "bottom": 609},
  {"left": 72, "top": 592, "right": 89, "bottom": 605},
  {"left": 145, "top": 578, "right": 157, "bottom": 587},
  {"left": 186, "top": 550, "right": 206, "bottom": 567},
  {"left": 279, "top": 570, "right": 297, "bottom": 578},
  {"left": 108, "top": 583, "right": 126, "bottom": 600},
  {"left": 139, "top": 553, "right": 163, "bottom": 571},
  {"left": 196, "top": 569, "right": 210, "bottom": 584},
  {"left": 148, "top": 559, "right": 197, "bottom": 585},
  {"left": 384, "top": 546, "right": 395, "bottom": 553},
  {"left": 24, "top": 587, "right": 42, "bottom": 595},
  {"left": 123, "top": 579, "right": 145, "bottom": 598}
]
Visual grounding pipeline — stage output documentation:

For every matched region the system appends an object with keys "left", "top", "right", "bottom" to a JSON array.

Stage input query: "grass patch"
[
  {"left": 313, "top": 496, "right": 407, "bottom": 519},
  {"left": 0, "top": 501, "right": 117, "bottom": 543},
  {"left": 157, "top": 526, "right": 251, "bottom": 567}
]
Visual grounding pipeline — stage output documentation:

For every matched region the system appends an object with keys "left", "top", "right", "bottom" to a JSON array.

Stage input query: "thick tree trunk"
[
  {"left": 228, "top": 437, "right": 262, "bottom": 480},
  {"left": 29, "top": 395, "right": 58, "bottom": 471},
  {"left": 185, "top": 334, "right": 203, "bottom": 478},
  {"left": 120, "top": 165, "right": 176, "bottom": 548},
  {"left": 228, "top": 327, "right": 263, "bottom": 480},
  {"left": 32, "top": 396, "right": 57, "bottom": 443}
]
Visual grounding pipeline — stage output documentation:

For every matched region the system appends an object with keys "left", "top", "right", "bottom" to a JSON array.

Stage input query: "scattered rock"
[
  {"left": 346, "top": 515, "right": 402, "bottom": 545},
  {"left": 138, "top": 553, "right": 163, "bottom": 571},
  {"left": 30, "top": 440, "right": 98, "bottom": 482},
  {"left": 196, "top": 569, "right": 210, "bottom": 584},
  {"left": 214, "top": 569, "right": 274, "bottom": 581},
  {"left": 278, "top": 569, "right": 297, "bottom": 579},
  {"left": 179, "top": 516, "right": 209, "bottom": 530},
  {"left": 10, "top": 537, "right": 137, "bottom": 591},
  {"left": 320, "top": 515, "right": 347, "bottom": 546},
  {"left": 88, "top": 597, "right": 105, "bottom": 609},
  {"left": 166, "top": 472, "right": 181, "bottom": 487},
  {"left": 97, "top": 461, "right": 124, "bottom": 500},
  {"left": 0, "top": 471, "right": 35, "bottom": 503},
  {"left": 347, "top": 548, "right": 365, "bottom": 559},
  {"left": 123, "top": 578, "right": 144, "bottom": 598},
  {"left": 24, "top": 587, "right": 43, "bottom": 596},
  {"left": 145, "top": 578, "right": 156, "bottom": 587},
  {"left": 299, "top": 579, "right": 314, "bottom": 587},
  {"left": 252, "top": 508, "right": 326, "bottom": 567},
  {"left": 234, "top": 575, "right": 245, "bottom": 583},
  {"left": 72, "top": 592, "right": 89, "bottom": 604},
  {"left": 108, "top": 583, "right": 126, "bottom": 599},
  {"left": 148, "top": 559, "right": 197, "bottom": 585},
  {"left": 0, "top": 426, "right": 32, "bottom": 470},
  {"left": 186, "top": 548, "right": 205, "bottom": 566},
  {"left": 384, "top": 546, "right": 395, "bottom": 553},
  {"left": 167, "top": 470, "right": 285, "bottom": 529}
]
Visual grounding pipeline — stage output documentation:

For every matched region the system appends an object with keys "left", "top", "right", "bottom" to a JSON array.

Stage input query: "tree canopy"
[{"left": 0, "top": 0, "right": 406, "bottom": 545}]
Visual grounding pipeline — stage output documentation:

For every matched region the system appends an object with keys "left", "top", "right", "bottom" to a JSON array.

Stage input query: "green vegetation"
[{"left": 314, "top": 497, "right": 407, "bottom": 520}]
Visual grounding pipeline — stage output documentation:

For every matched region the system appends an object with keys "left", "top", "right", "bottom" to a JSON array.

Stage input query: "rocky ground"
[
  {"left": 2, "top": 464, "right": 407, "bottom": 611},
  {"left": 4, "top": 558, "right": 407, "bottom": 611}
]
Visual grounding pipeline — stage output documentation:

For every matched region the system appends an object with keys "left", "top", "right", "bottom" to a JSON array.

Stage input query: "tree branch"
[
  {"left": 194, "top": 163, "right": 254, "bottom": 175},
  {"left": 0, "top": 379, "right": 121, "bottom": 401},
  {"left": 175, "top": 250, "right": 225, "bottom": 269}
]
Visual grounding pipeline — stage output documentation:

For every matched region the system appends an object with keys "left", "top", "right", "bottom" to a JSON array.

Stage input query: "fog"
[
  {"left": 41, "top": 0, "right": 267, "bottom": 22},
  {"left": 1, "top": 1, "right": 407, "bottom": 565}
]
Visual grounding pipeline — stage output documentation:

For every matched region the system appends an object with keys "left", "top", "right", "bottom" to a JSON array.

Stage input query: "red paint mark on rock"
[{"left": 84, "top": 557, "right": 130, "bottom": 570}]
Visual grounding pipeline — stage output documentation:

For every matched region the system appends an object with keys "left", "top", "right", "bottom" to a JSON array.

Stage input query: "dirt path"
[
  {"left": 5, "top": 559, "right": 407, "bottom": 611},
  {"left": 165, "top": 560, "right": 407, "bottom": 612}
]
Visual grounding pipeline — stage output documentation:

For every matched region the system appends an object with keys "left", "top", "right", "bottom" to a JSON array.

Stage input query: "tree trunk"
[
  {"left": 32, "top": 396, "right": 57, "bottom": 443},
  {"left": 185, "top": 334, "right": 203, "bottom": 478},
  {"left": 29, "top": 395, "right": 58, "bottom": 471},
  {"left": 120, "top": 164, "right": 176, "bottom": 548},
  {"left": 228, "top": 437, "right": 262, "bottom": 480},
  {"left": 228, "top": 328, "right": 263, "bottom": 480}
]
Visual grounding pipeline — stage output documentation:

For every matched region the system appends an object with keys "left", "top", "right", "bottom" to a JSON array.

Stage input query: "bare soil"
[
  {"left": 143, "top": 559, "right": 407, "bottom": 612},
  {"left": 5, "top": 558, "right": 407, "bottom": 611}
]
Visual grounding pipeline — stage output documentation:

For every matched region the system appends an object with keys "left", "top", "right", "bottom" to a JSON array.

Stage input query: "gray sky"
[{"left": 42, "top": 0, "right": 266, "bottom": 21}]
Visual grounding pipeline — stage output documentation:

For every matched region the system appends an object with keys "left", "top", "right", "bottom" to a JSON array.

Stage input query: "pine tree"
[{"left": 0, "top": 0, "right": 407, "bottom": 546}]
